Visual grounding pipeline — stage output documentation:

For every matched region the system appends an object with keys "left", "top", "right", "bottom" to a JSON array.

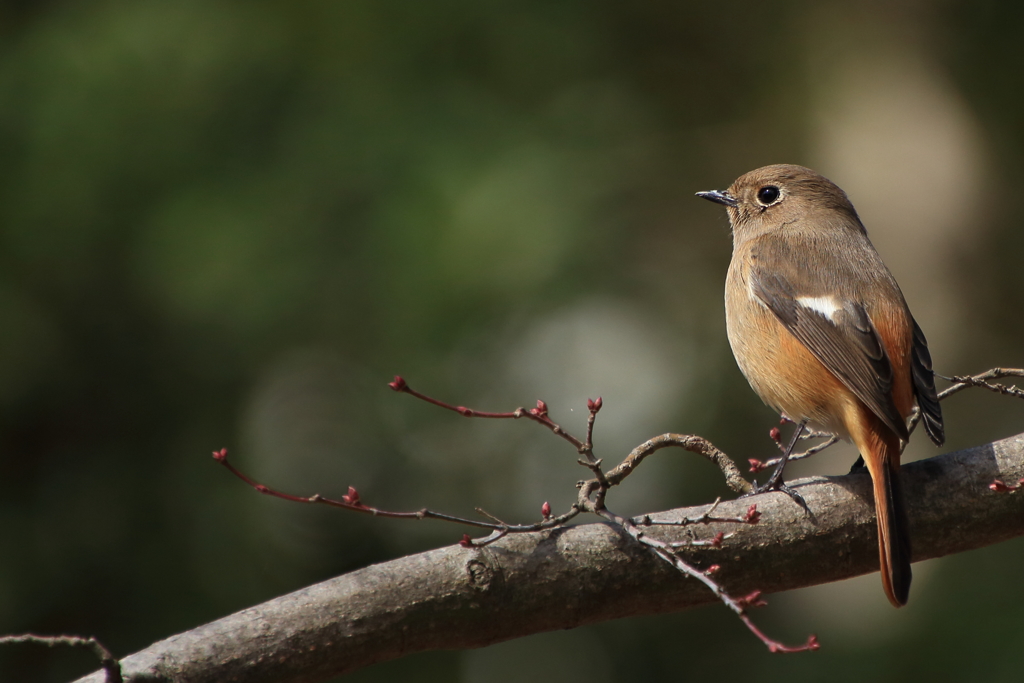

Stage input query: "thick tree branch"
[{"left": 73, "top": 432, "right": 1024, "bottom": 683}]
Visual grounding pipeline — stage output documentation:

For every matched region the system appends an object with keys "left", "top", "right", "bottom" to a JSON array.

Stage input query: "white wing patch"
[{"left": 797, "top": 296, "right": 841, "bottom": 321}]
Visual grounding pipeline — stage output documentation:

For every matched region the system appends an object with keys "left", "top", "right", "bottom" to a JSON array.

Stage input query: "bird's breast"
[{"left": 724, "top": 255, "right": 853, "bottom": 437}]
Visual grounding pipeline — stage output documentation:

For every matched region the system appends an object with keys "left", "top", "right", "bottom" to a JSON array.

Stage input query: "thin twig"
[
  {"left": 581, "top": 397, "right": 603, "bottom": 463},
  {"left": 594, "top": 505, "right": 818, "bottom": 653},
  {"left": 603, "top": 433, "right": 751, "bottom": 494},
  {"left": 636, "top": 499, "right": 762, "bottom": 527},
  {"left": 750, "top": 435, "right": 840, "bottom": 474},
  {"left": 213, "top": 449, "right": 582, "bottom": 544},
  {"left": 938, "top": 368, "right": 1024, "bottom": 400},
  {"left": 904, "top": 368, "right": 1024, "bottom": 433},
  {"left": 388, "top": 376, "right": 587, "bottom": 451}
]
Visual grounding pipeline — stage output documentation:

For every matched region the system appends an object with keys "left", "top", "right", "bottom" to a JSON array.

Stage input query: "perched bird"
[{"left": 697, "top": 164, "right": 944, "bottom": 607}]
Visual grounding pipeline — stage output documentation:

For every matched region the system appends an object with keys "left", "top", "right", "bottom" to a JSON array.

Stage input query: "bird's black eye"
[{"left": 756, "top": 186, "right": 781, "bottom": 205}]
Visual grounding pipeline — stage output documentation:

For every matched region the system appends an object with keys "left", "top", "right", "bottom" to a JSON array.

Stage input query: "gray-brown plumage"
[{"left": 698, "top": 164, "right": 944, "bottom": 607}]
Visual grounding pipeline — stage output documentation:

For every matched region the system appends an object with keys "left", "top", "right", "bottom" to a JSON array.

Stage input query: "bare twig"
[
  {"left": 904, "top": 368, "right": 1024, "bottom": 432},
  {"left": 749, "top": 435, "right": 840, "bottom": 474},
  {"left": 0, "top": 634, "right": 121, "bottom": 683},
  {"left": 213, "top": 448, "right": 583, "bottom": 545},
  {"left": 604, "top": 433, "right": 751, "bottom": 494},
  {"left": 594, "top": 505, "right": 817, "bottom": 653},
  {"left": 388, "top": 376, "right": 587, "bottom": 452},
  {"left": 582, "top": 397, "right": 602, "bottom": 463},
  {"left": 636, "top": 499, "right": 762, "bottom": 527},
  {"left": 937, "top": 368, "right": 1024, "bottom": 400},
  {"left": 578, "top": 462, "right": 812, "bottom": 653}
]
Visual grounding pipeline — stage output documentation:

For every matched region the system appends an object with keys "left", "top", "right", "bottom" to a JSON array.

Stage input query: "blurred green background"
[{"left": 1, "top": 1, "right": 1023, "bottom": 681}]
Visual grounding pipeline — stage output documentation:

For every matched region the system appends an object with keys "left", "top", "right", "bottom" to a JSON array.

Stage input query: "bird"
[{"left": 697, "top": 164, "right": 944, "bottom": 607}]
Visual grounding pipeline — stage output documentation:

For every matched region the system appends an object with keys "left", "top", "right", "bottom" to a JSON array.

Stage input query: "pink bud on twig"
[
  {"left": 748, "top": 459, "right": 766, "bottom": 473},
  {"left": 705, "top": 564, "right": 721, "bottom": 575},
  {"left": 744, "top": 504, "right": 761, "bottom": 524},
  {"left": 769, "top": 427, "right": 781, "bottom": 443},
  {"left": 737, "top": 590, "right": 768, "bottom": 609},
  {"left": 587, "top": 397, "right": 603, "bottom": 413},
  {"left": 212, "top": 448, "right": 228, "bottom": 462},
  {"left": 459, "top": 534, "right": 474, "bottom": 548},
  {"left": 541, "top": 501, "right": 552, "bottom": 519},
  {"left": 531, "top": 400, "right": 548, "bottom": 418},
  {"left": 710, "top": 532, "right": 724, "bottom": 548},
  {"left": 388, "top": 375, "right": 408, "bottom": 392},
  {"left": 342, "top": 486, "right": 362, "bottom": 506}
]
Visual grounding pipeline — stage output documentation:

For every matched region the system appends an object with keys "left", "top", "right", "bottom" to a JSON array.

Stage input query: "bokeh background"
[{"left": 1, "top": 1, "right": 1023, "bottom": 680}]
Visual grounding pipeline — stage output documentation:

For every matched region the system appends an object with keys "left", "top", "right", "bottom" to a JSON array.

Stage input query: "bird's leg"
[{"left": 747, "top": 420, "right": 808, "bottom": 509}]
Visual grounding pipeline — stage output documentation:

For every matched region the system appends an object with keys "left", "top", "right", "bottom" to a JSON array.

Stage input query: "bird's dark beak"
[{"left": 696, "top": 190, "right": 738, "bottom": 208}]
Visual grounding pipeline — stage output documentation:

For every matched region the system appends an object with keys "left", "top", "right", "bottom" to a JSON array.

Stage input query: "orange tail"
[{"left": 861, "top": 428, "right": 912, "bottom": 607}]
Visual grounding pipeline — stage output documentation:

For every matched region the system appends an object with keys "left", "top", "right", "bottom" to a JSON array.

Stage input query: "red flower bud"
[
  {"left": 744, "top": 504, "right": 761, "bottom": 524},
  {"left": 541, "top": 501, "right": 552, "bottom": 519},
  {"left": 342, "top": 486, "right": 362, "bottom": 506},
  {"left": 737, "top": 590, "right": 767, "bottom": 609},
  {"left": 388, "top": 375, "right": 407, "bottom": 392},
  {"left": 530, "top": 400, "right": 548, "bottom": 418}
]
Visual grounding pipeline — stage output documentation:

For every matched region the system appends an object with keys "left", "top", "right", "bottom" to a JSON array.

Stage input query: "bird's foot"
[{"left": 743, "top": 478, "right": 810, "bottom": 513}]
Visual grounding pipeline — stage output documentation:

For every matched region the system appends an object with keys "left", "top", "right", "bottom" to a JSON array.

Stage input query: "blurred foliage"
[{"left": 0, "top": 1, "right": 1022, "bottom": 681}]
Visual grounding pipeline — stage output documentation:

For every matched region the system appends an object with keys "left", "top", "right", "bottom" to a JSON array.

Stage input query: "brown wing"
[
  {"left": 750, "top": 268, "right": 910, "bottom": 442},
  {"left": 910, "top": 317, "right": 945, "bottom": 445}
]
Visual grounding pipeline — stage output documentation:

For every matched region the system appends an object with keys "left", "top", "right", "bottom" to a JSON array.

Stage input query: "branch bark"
[{"left": 74, "top": 432, "right": 1024, "bottom": 683}]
